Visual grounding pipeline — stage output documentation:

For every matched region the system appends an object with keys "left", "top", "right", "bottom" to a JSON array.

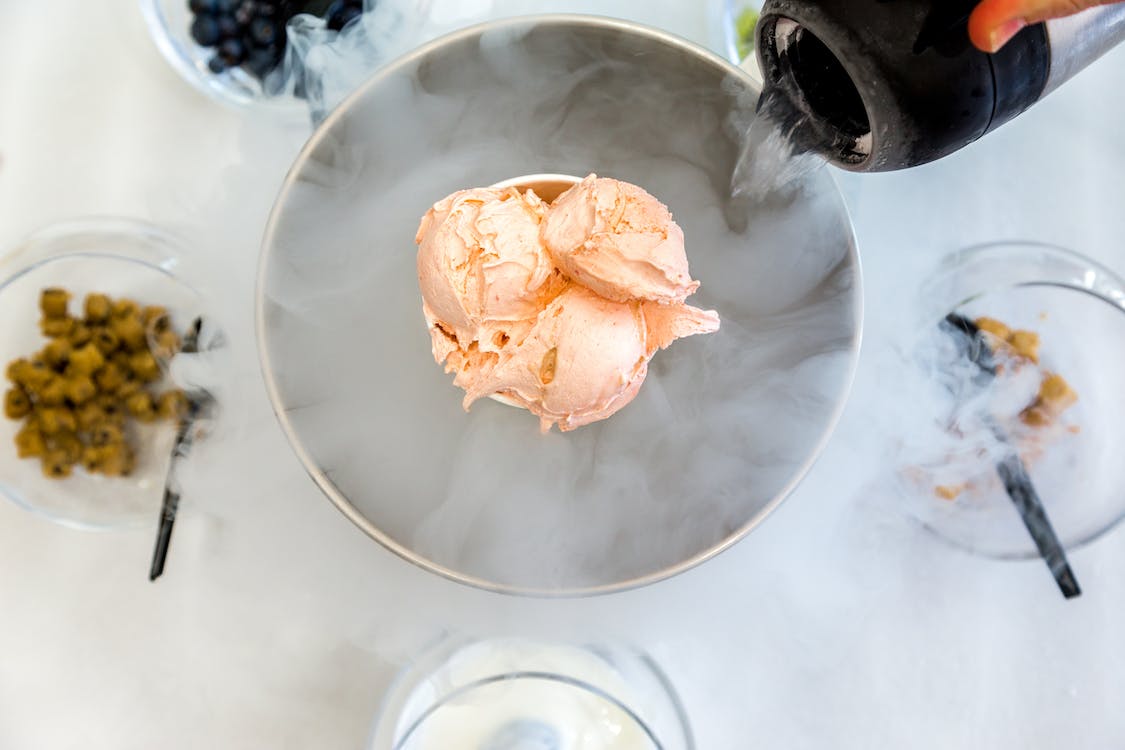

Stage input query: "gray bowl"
[{"left": 257, "top": 15, "right": 862, "bottom": 595}]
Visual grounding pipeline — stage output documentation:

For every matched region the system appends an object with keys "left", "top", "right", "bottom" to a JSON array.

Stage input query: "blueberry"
[
  {"left": 327, "top": 3, "right": 361, "bottom": 31},
  {"left": 188, "top": 0, "right": 218, "bottom": 13},
  {"left": 207, "top": 54, "right": 227, "bottom": 73},
  {"left": 338, "top": 6, "right": 362, "bottom": 26},
  {"left": 248, "top": 17, "right": 278, "bottom": 46},
  {"left": 216, "top": 13, "right": 239, "bottom": 38},
  {"left": 190, "top": 15, "right": 221, "bottom": 46},
  {"left": 218, "top": 38, "right": 246, "bottom": 64},
  {"left": 245, "top": 48, "right": 280, "bottom": 79},
  {"left": 216, "top": 0, "right": 240, "bottom": 11}
]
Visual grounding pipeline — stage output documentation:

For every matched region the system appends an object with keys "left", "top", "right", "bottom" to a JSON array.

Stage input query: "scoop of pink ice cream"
[
  {"left": 416, "top": 187, "right": 555, "bottom": 358},
  {"left": 463, "top": 285, "right": 650, "bottom": 432},
  {"left": 640, "top": 301, "right": 721, "bottom": 356},
  {"left": 415, "top": 177, "right": 720, "bottom": 433},
  {"left": 540, "top": 174, "right": 700, "bottom": 305}
]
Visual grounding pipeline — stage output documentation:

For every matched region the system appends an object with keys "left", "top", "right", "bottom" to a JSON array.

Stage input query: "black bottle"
[{"left": 755, "top": 1, "right": 1125, "bottom": 171}]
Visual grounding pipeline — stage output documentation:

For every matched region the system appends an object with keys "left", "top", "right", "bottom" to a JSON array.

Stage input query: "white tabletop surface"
[{"left": 2, "top": 1, "right": 1125, "bottom": 748}]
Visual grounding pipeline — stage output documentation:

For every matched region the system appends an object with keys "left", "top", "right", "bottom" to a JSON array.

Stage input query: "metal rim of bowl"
[{"left": 256, "top": 13, "right": 864, "bottom": 597}]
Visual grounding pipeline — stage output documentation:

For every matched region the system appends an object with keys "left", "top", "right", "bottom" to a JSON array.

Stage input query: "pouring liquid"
[{"left": 731, "top": 87, "right": 827, "bottom": 201}]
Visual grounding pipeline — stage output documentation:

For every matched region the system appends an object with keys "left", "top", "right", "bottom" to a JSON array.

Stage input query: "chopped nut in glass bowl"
[
  {"left": 0, "top": 218, "right": 213, "bottom": 530},
  {"left": 901, "top": 241, "right": 1125, "bottom": 560}
]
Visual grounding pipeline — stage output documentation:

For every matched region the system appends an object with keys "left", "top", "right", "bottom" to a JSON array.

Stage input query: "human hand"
[{"left": 970, "top": 0, "right": 1124, "bottom": 52}]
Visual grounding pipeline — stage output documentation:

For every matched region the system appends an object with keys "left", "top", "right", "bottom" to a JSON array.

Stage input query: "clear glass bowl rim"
[
  {"left": 916, "top": 239, "right": 1125, "bottom": 559},
  {"left": 366, "top": 637, "right": 695, "bottom": 750},
  {"left": 0, "top": 216, "right": 202, "bottom": 531}
]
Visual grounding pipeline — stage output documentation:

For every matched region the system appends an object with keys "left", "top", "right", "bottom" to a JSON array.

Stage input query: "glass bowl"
[
  {"left": 140, "top": 0, "right": 433, "bottom": 114},
  {"left": 902, "top": 242, "right": 1125, "bottom": 559},
  {"left": 0, "top": 218, "right": 207, "bottom": 530},
  {"left": 257, "top": 16, "right": 862, "bottom": 595},
  {"left": 368, "top": 638, "right": 693, "bottom": 750},
  {"left": 141, "top": 0, "right": 283, "bottom": 109}
]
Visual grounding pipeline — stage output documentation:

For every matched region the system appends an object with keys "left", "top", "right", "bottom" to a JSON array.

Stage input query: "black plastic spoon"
[
  {"left": 940, "top": 313, "right": 1080, "bottom": 599},
  {"left": 149, "top": 318, "right": 215, "bottom": 582}
]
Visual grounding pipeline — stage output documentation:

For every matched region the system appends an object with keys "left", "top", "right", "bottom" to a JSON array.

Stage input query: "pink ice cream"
[
  {"left": 463, "top": 285, "right": 650, "bottom": 432},
  {"left": 541, "top": 174, "right": 698, "bottom": 305},
  {"left": 415, "top": 186, "right": 557, "bottom": 355},
  {"left": 415, "top": 175, "right": 719, "bottom": 432}
]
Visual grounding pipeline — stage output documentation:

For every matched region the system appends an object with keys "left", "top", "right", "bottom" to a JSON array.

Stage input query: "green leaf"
[{"left": 735, "top": 7, "right": 760, "bottom": 59}]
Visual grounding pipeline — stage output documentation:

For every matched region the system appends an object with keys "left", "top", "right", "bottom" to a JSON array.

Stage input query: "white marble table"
[{"left": 1, "top": 1, "right": 1124, "bottom": 747}]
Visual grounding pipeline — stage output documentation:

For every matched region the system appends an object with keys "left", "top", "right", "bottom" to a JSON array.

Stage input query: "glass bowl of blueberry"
[{"left": 141, "top": 0, "right": 420, "bottom": 110}]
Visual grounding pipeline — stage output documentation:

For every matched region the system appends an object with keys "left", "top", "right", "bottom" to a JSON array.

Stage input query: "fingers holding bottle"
[{"left": 970, "top": 0, "right": 1122, "bottom": 52}]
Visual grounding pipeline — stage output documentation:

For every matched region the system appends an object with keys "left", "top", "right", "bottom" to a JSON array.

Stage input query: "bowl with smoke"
[
  {"left": 140, "top": 0, "right": 433, "bottom": 112},
  {"left": 257, "top": 15, "right": 862, "bottom": 595},
  {"left": 896, "top": 242, "right": 1125, "bottom": 560}
]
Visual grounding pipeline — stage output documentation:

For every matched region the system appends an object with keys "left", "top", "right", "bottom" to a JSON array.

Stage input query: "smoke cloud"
[{"left": 257, "top": 15, "right": 860, "bottom": 593}]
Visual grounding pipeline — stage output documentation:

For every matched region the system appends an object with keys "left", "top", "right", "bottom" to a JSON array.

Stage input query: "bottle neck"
[{"left": 1043, "top": 5, "right": 1125, "bottom": 96}]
